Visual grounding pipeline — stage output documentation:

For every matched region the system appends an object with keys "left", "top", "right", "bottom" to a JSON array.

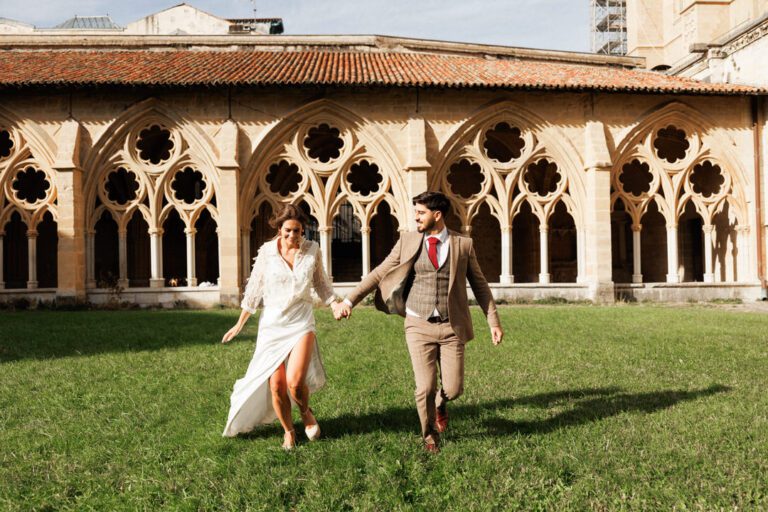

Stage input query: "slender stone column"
[
  {"left": 86, "top": 230, "right": 96, "bottom": 288},
  {"left": 185, "top": 228, "right": 197, "bottom": 287},
  {"left": 703, "top": 224, "right": 714, "bottom": 283},
  {"left": 666, "top": 224, "right": 680, "bottom": 283},
  {"left": 539, "top": 225, "right": 550, "bottom": 284},
  {"left": 361, "top": 227, "right": 371, "bottom": 278},
  {"left": 27, "top": 230, "right": 38, "bottom": 289},
  {"left": 319, "top": 227, "right": 332, "bottom": 279},
  {"left": 632, "top": 224, "right": 643, "bottom": 283},
  {"left": 0, "top": 233, "right": 4, "bottom": 290},
  {"left": 149, "top": 228, "right": 164, "bottom": 288},
  {"left": 118, "top": 228, "right": 129, "bottom": 288},
  {"left": 500, "top": 226, "right": 514, "bottom": 284}
]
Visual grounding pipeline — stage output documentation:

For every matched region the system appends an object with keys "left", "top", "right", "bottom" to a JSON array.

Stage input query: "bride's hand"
[{"left": 221, "top": 325, "right": 242, "bottom": 344}]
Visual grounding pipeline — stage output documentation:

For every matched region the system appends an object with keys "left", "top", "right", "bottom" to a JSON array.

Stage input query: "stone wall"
[{"left": 0, "top": 86, "right": 764, "bottom": 305}]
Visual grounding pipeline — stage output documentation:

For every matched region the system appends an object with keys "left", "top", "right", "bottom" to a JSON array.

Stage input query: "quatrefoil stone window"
[
  {"left": 266, "top": 160, "right": 302, "bottom": 196},
  {"left": 483, "top": 123, "right": 525, "bottom": 163},
  {"left": 447, "top": 159, "right": 484, "bottom": 198},
  {"left": 171, "top": 167, "right": 206, "bottom": 204},
  {"left": 0, "top": 130, "right": 13, "bottom": 159},
  {"left": 654, "top": 125, "right": 690, "bottom": 164},
  {"left": 524, "top": 159, "right": 560, "bottom": 196},
  {"left": 304, "top": 124, "right": 344, "bottom": 163},
  {"left": 690, "top": 161, "right": 724, "bottom": 198},
  {"left": 619, "top": 159, "right": 653, "bottom": 196},
  {"left": 13, "top": 167, "right": 50, "bottom": 203},
  {"left": 347, "top": 160, "right": 382, "bottom": 196},
  {"left": 137, "top": 125, "right": 174, "bottom": 165},
  {"left": 105, "top": 168, "right": 140, "bottom": 205}
]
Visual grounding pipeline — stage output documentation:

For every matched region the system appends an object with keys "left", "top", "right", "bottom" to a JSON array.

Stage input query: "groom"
[{"left": 335, "top": 191, "right": 503, "bottom": 453}]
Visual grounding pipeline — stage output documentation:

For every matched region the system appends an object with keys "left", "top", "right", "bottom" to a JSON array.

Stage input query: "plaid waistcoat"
[{"left": 405, "top": 242, "right": 450, "bottom": 320}]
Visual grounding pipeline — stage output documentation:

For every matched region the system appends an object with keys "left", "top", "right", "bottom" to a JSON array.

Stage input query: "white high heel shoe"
[{"left": 302, "top": 408, "right": 321, "bottom": 441}]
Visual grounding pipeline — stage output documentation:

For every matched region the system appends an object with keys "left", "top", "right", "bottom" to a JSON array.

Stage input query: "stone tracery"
[
  {"left": 0, "top": 123, "right": 58, "bottom": 290},
  {"left": 611, "top": 108, "right": 749, "bottom": 284},
  {"left": 432, "top": 106, "right": 585, "bottom": 285},
  {"left": 241, "top": 103, "right": 409, "bottom": 284},
  {"left": 84, "top": 108, "right": 221, "bottom": 290}
]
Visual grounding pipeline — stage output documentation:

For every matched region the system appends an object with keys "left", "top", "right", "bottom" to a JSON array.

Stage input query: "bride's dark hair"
[{"left": 269, "top": 203, "right": 309, "bottom": 230}]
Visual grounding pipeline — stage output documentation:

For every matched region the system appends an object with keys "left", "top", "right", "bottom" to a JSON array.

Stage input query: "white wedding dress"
[{"left": 222, "top": 238, "right": 335, "bottom": 437}]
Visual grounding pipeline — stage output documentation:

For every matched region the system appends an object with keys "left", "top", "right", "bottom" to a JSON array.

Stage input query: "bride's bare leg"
[
  {"left": 269, "top": 364, "right": 294, "bottom": 435},
  {"left": 286, "top": 332, "right": 317, "bottom": 424}
]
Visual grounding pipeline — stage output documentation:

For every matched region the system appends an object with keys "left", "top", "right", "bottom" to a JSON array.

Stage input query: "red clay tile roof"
[{"left": 0, "top": 49, "right": 762, "bottom": 95}]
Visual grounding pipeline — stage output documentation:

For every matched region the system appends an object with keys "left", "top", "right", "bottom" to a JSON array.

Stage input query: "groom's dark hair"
[{"left": 412, "top": 191, "right": 450, "bottom": 215}]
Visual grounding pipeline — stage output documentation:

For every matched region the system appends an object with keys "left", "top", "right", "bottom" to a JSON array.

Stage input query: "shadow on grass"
[
  {"left": 0, "top": 310, "right": 238, "bottom": 362},
  {"left": 238, "top": 385, "right": 731, "bottom": 441},
  {"left": 481, "top": 384, "right": 731, "bottom": 436}
]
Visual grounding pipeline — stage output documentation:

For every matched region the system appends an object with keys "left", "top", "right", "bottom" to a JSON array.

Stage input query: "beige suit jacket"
[{"left": 346, "top": 230, "right": 501, "bottom": 342}]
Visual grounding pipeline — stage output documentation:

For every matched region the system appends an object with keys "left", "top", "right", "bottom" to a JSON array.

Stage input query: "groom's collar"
[{"left": 423, "top": 226, "right": 448, "bottom": 243}]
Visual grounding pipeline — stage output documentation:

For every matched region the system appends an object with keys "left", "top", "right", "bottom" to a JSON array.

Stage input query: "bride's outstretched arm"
[
  {"left": 222, "top": 249, "right": 265, "bottom": 343},
  {"left": 221, "top": 309, "right": 252, "bottom": 343}
]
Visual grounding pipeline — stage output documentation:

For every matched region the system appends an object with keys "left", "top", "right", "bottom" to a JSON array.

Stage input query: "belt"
[{"left": 427, "top": 316, "right": 448, "bottom": 324}]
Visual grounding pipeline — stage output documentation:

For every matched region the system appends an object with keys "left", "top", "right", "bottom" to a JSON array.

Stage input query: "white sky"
[{"left": 0, "top": 0, "right": 591, "bottom": 52}]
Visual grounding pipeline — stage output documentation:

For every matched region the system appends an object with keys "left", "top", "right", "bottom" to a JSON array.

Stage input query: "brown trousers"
[{"left": 404, "top": 315, "right": 465, "bottom": 438}]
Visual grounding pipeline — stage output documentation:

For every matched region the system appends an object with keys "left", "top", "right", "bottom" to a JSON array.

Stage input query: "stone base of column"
[
  {"left": 150, "top": 278, "right": 165, "bottom": 288},
  {"left": 55, "top": 291, "right": 88, "bottom": 305},
  {"left": 27, "top": 281, "right": 38, "bottom": 290},
  {"left": 666, "top": 273, "right": 680, "bottom": 283},
  {"left": 632, "top": 274, "right": 643, "bottom": 284},
  {"left": 0, "top": 283, "right": 4, "bottom": 290},
  {"left": 703, "top": 273, "right": 714, "bottom": 283},
  {"left": 500, "top": 274, "right": 515, "bottom": 284},
  {"left": 118, "top": 278, "right": 129, "bottom": 289},
  {"left": 188, "top": 277, "right": 198, "bottom": 287},
  {"left": 86, "top": 279, "right": 97, "bottom": 289},
  {"left": 589, "top": 281, "right": 615, "bottom": 303},
  {"left": 538, "top": 273, "right": 551, "bottom": 284}
]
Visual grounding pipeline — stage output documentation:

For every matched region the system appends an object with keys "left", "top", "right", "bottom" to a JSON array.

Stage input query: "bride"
[{"left": 221, "top": 204, "right": 344, "bottom": 448}]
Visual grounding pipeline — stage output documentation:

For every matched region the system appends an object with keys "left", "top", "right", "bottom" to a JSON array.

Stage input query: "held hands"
[
  {"left": 491, "top": 326, "right": 504, "bottom": 346},
  {"left": 221, "top": 324, "right": 242, "bottom": 344},
  {"left": 331, "top": 300, "right": 352, "bottom": 321}
]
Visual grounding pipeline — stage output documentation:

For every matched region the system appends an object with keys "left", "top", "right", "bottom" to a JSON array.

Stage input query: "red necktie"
[{"left": 427, "top": 237, "right": 440, "bottom": 269}]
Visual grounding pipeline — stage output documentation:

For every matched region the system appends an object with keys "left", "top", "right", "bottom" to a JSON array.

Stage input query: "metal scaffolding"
[{"left": 590, "top": 0, "right": 627, "bottom": 55}]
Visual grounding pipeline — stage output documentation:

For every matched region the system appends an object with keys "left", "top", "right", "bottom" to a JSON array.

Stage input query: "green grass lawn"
[{"left": 1, "top": 305, "right": 767, "bottom": 511}]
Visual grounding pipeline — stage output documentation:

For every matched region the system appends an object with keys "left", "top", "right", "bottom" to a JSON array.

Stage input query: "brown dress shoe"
[{"left": 435, "top": 405, "right": 448, "bottom": 433}]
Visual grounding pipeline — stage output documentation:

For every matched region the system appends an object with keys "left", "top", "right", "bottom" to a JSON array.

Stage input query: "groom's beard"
[{"left": 416, "top": 217, "right": 435, "bottom": 233}]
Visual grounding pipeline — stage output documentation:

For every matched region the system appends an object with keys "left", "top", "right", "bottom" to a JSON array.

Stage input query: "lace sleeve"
[
  {"left": 312, "top": 244, "right": 336, "bottom": 305},
  {"left": 240, "top": 249, "right": 265, "bottom": 314}
]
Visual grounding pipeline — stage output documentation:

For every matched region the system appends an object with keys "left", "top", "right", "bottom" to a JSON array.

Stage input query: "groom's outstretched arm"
[
  {"left": 466, "top": 239, "right": 501, "bottom": 329},
  {"left": 345, "top": 237, "right": 404, "bottom": 307}
]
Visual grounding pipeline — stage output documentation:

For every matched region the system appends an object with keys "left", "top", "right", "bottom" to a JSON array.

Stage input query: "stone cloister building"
[{"left": 0, "top": 35, "right": 765, "bottom": 305}]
